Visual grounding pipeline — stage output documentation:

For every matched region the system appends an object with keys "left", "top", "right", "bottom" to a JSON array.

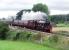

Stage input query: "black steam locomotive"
[{"left": 9, "top": 11, "right": 52, "bottom": 33}]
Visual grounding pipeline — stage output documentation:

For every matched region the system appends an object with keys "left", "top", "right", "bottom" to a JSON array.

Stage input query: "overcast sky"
[{"left": 0, "top": 0, "right": 69, "bottom": 18}]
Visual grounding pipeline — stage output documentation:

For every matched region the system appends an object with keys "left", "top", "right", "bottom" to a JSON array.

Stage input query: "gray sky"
[
  {"left": 0, "top": 0, "right": 69, "bottom": 10},
  {"left": 0, "top": 0, "right": 69, "bottom": 18}
]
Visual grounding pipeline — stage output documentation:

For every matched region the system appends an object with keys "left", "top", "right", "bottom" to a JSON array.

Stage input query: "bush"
[
  {"left": 57, "top": 37, "right": 69, "bottom": 50},
  {"left": 18, "top": 31, "right": 32, "bottom": 40},
  {"left": 7, "top": 31, "right": 32, "bottom": 41},
  {"left": 42, "top": 34, "right": 69, "bottom": 50},
  {"left": 0, "top": 22, "right": 9, "bottom": 40},
  {"left": 7, "top": 31, "right": 45, "bottom": 42},
  {"left": 42, "top": 34, "right": 60, "bottom": 48},
  {"left": 7, "top": 31, "right": 18, "bottom": 40},
  {"left": 32, "top": 33, "right": 41, "bottom": 41},
  {"left": 48, "top": 34, "right": 59, "bottom": 43},
  {"left": 31, "top": 33, "right": 45, "bottom": 44}
]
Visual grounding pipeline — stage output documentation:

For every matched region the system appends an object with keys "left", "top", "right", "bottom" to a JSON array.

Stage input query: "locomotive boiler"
[{"left": 10, "top": 11, "right": 52, "bottom": 33}]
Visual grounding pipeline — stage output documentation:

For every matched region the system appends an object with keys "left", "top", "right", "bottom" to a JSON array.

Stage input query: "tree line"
[{"left": 49, "top": 14, "right": 69, "bottom": 24}]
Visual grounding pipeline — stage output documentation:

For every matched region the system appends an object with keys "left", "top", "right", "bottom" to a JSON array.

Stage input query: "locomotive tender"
[{"left": 10, "top": 11, "right": 52, "bottom": 33}]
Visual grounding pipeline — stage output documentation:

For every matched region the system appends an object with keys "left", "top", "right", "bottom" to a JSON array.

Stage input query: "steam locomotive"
[{"left": 9, "top": 11, "right": 52, "bottom": 33}]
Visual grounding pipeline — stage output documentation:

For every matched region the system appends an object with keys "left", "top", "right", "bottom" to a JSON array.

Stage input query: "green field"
[
  {"left": 0, "top": 40, "right": 58, "bottom": 50},
  {"left": 56, "top": 23, "right": 69, "bottom": 27},
  {"left": 53, "top": 23, "right": 69, "bottom": 32}
]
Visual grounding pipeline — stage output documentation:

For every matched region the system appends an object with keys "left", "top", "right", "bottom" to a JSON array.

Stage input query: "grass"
[
  {"left": 0, "top": 40, "right": 58, "bottom": 50},
  {"left": 52, "top": 27, "right": 69, "bottom": 32},
  {"left": 56, "top": 23, "right": 69, "bottom": 27}
]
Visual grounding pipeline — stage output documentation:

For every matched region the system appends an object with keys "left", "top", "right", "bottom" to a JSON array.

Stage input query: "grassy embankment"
[{"left": 0, "top": 22, "right": 69, "bottom": 50}]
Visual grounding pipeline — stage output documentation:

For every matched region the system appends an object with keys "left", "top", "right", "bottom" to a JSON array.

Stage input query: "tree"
[
  {"left": 32, "top": 3, "right": 49, "bottom": 15},
  {"left": 0, "top": 22, "right": 9, "bottom": 40}
]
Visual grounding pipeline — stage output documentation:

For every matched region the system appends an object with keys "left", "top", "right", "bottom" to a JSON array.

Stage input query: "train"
[{"left": 9, "top": 11, "right": 52, "bottom": 33}]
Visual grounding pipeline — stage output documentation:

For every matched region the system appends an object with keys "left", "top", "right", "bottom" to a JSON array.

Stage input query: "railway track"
[{"left": 9, "top": 26, "right": 69, "bottom": 37}]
